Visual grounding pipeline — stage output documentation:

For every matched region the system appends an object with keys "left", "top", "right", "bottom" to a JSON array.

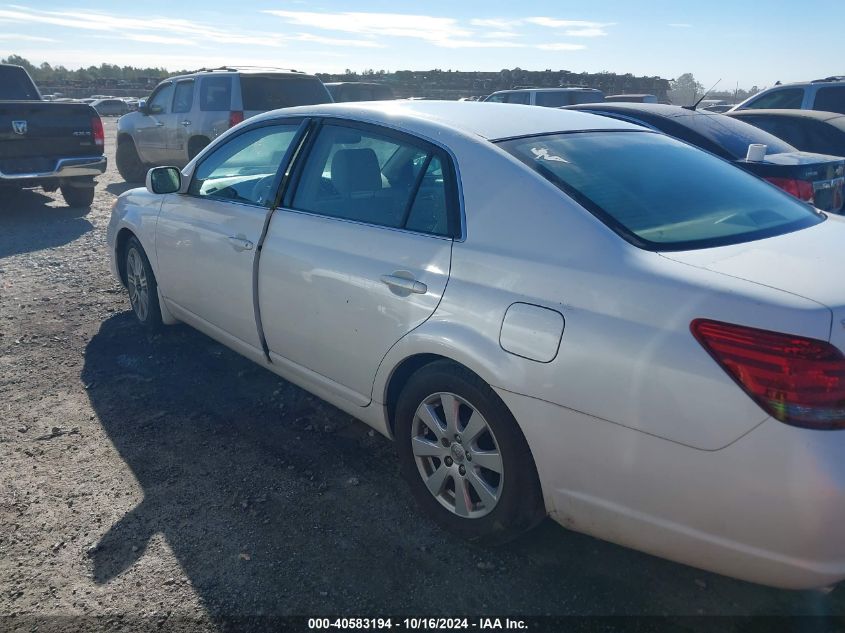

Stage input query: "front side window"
[
  {"left": 200, "top": 76, "right": 232, "bottom": 111},
  {"left": 498, "top": 131, "right": 822, "bottom": 251},
  {"left": 188, "top": 124, "right": 300, "bottom": 207},
  {"left": 148, "top": 83, "right": 174, "bottom": 114},
  {"left": 745, "top": 88, "right": 804, "bottom": 110},
  {"left": 505, "top": 92, "right": 531, "bottom": 105},
  {"left": 485, "top": 93, "right": 506, "bottom": 103},
  {"left": 173, "top": 80, "right": 194, "bottom": 114},
  {"left": 290, "top": 124, "right": 456, "bottom": 236},
  {"left": 813, "top": 87, "right": 845, "bottom": 115}
]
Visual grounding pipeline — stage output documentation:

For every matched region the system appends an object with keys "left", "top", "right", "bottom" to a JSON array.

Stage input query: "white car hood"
[{"left": 660, "top": 214, "right": 845, "bottom": 314}]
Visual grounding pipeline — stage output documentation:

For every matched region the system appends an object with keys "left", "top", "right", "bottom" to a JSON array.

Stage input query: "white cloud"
[
  {"left": 264, "top": 10, "right": 470, "bottom": 42},
  {"left": 293, "top": 33, "right": 385, "bottom": 48},
  {"left": 0, "top": 32, "right": 55, "bottom": 42},
  {"left": 469, "top": 18, "right": 521, "bottom": 30},
  {"left": 435, "top": 39, "right": 525, "bottom": 49},
  {"left": 119, "top": 33, "right": 201, "bottom": 46},
  {"left": 483, "top": 31, "right": 523, "bottom": 39},
  {"left": 525, "top": 17, "right": 613, "bottom": 36},
  {"left": 535, "top": 43, "right": 587, "bottom": 51}
]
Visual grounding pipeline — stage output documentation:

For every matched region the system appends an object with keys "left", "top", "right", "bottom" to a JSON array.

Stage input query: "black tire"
[
  {"left": 395, "top": 361, "right": 545, "bottom": 545},
  {"left": 116, "top": 139, "right": 147, "bottom": 183},
  {"left": 60, "top": 183, "right": 95, "bottom": 208},
  {"left": 188, "top": 137, "right": 210, "bottom": 160},
  {"left": 124, "top": 236, "right": 162, "bottom": 330}
]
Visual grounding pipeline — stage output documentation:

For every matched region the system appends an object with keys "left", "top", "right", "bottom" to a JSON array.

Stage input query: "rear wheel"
[
  {"left": 60, "top": 182, "right": 95, "bottom": 208},
  {"left": 188, "top": 137, "right": 210, "bottom": 160},
  {"left": 116, "top": 139, "right": 147, "bottom": 183},
  {"left": 124, "top": 236, "right": 162, "bottom": 330},
  {"left": 395, "top": 361, "right": 544, "bottom": 544}
]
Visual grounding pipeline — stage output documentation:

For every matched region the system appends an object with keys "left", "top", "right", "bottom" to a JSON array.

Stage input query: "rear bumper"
[
  {"left": 496, "top": 387, "right": 845, "bottom": 589},
  {"left": 0, "top": 155, "right": 107, "bottom": 181}
]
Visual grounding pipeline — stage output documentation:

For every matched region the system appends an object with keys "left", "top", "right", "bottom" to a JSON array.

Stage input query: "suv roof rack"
[
  {"left": 811, "top": 75, "right": 845, "bottom": 83},
  {"left": 191, "top": 65, "right": 303, "bottom": 74}
]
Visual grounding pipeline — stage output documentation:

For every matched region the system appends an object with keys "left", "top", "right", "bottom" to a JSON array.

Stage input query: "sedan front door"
[
  {"left": 155, "top": 121, "right": 305, "bottom": 350},
  {"left": 259, "top": 121, "right": 459, "bottom": 404}
]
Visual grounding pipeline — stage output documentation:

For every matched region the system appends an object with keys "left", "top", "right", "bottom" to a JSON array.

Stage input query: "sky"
[{"left": 0, "top": 1, "right": 842, "bottom": 89}]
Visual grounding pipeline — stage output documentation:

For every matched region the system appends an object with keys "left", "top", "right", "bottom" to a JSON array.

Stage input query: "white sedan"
[{"left": 108, "top": 101, "right": 845, "bottom": 589}]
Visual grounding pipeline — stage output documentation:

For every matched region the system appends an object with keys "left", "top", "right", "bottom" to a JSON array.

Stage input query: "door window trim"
[
  {"left": 184, "top": 117, "right": 310, "bottom": 211},
  {"left": 280, "top": 117, "right": 464, "bottom": 240}
]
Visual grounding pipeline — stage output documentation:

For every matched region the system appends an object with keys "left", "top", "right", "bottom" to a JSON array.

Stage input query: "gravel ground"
[{"left": 1, "top": 118, "right": 844, "bottom": 632}]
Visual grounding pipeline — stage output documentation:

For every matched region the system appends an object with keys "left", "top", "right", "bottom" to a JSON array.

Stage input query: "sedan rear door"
[{"left": 258, "top": 121, "right": 459, "bottom": 404}]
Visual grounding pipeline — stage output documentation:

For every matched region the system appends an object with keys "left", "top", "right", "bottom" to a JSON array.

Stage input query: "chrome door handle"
[
  {"left": 380, "top": 274, "right": 427, "bottom": 294},
  {"left": 155, "top": 122, "right": 165, "bottom": 127},
  {"left": 227, "top": 236, "right": 254, "bottom": 252},
  {"left": 181, "top": 120, "right": 191, "bottom": 126}
]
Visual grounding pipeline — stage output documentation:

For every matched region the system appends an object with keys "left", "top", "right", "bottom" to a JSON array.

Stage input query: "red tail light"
[
  {"left": 91, "top": 116, "right": 104, "bottom": 147},
  {"left": 691, "top": 319, "right": 845, "bottom": 430},
  {"left": 228, "top": 111, "right": 244, "bottom": 128},
  {"left": 765, "top": 177, "right": 814, "bottom": 204}
]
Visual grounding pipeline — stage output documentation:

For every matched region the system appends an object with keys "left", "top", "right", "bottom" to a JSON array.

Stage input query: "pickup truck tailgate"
[{"left": 0, "top": 101, "right": 100, "bottom": 174}]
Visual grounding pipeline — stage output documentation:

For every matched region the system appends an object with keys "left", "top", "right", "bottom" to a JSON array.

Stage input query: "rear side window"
[
  {"left": 240, "top": 76, "right": 331, "bottom": 110},
  {"left": 813, "top": 87, "right": 845, "bottom": 115},
  {"left": 290, "top": 124, "right": 457, "bottom": 236},
  {"left": 498, "top": 131, "right": 822, "bottom": 251},
  {"left": 200, "top": 76, "right": 232, "bottom": 111},
  {"left": 536, "top": 92, "right": 574, "bottom": 107},
  {"left": 745, "top": 88, "right": 804, "bottom": 110},
  {"left": 172, "top": 80, "right": 194, "bottom": 114}
]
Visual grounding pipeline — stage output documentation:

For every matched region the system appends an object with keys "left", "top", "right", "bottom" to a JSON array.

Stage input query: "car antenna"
[{"left": 685, "top": 78, "right": 722, "bottom": 111}]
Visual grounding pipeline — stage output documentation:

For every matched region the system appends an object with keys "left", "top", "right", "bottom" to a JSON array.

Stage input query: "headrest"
[{"left": 331, "top": 148, "right": 382, "bottom": 194}]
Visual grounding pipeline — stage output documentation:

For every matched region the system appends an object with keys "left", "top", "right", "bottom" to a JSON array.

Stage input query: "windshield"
[
  {"left": 240, "top": 75, "right": 331, "bottom": 110},
  {"left": 498, "top": 131, "right": 823, "bottom": 251},
  {"left": 0, "top": 66, "right": 40, "bottom": 100},
  {"left": 675, "top": 112, "right": 795, "bottom": 158}
]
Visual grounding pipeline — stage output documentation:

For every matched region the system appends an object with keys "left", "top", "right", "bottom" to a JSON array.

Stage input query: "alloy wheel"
[{"left": 126, "top": 248, "right": 149, "bottom": 322}]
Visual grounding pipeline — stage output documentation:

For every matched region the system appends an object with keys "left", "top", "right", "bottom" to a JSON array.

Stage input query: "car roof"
[
  {"left": 726, "top": 109, "right": 845, "bottom": 122},
  {"left": 257, "top": 100, "right": 643, "bottom": 141},
  {"left": 493, "top": 87, "right": 600, "bottom": 93}
]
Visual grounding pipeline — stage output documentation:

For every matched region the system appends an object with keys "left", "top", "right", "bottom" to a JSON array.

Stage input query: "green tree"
[{"left": 669, "top": 72, "right": 703, "bottom": 106}]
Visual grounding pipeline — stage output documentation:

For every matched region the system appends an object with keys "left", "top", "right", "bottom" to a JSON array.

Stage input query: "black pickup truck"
[{"left": 0, "top": 64, "right": 106, "bottom": 207}]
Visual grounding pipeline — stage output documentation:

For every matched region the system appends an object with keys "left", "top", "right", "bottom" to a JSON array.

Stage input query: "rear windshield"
[
  {"left": 0, "top": 66, "right": 40, "bottom": 100},
  {"left": 498, "top": 131, "right": 823, "bottom": 251},
  {"left": 240, "top": 75, "right": 331, "bottom": 111},
  {"left": 536, "top": 91, "right": 603, "bottom": 107},
  {"left": 674, "top": 112, "right": 794, "bottom": 158}
]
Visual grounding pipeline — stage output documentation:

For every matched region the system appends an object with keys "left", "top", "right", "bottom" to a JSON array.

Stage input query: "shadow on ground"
[
  {"left": 81, "top": 313, "right": 845, "bottom": 624},
  {"left": 0, "top": 187, "right": 93, "bottom": 258}
]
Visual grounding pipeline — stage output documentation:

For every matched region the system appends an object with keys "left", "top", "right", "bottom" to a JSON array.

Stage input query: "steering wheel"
[{"left": 251, "top": 175, "right": 277, "bottom": 206}]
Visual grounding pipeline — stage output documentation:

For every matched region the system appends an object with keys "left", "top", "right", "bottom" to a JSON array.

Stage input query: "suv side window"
[
  {"left": 505, "top": 91, "right": 531, "bottom": 105},
  {"left": 291, "top": 123, "right": 457, "bottom": 236},
  {"left": 744, "top": 88, "right": 804, "bottom": 110},
  {"left": 813, "top": 87, "right": 845, "bottom": 115},
  {"left": 173, "top": 80, "right": 195, "bottom": 114},
  {"left": 200, "top": 76, "right": 233, "bottom": 111},
  {"left": 486, "top": 93, "right": 506, "bottom": 103},
  {"left": 188, "top": 124, "right": 301, "bottom": 207},
  {"left": 148, "top": 83, "right": 174, "bottom": 115}
]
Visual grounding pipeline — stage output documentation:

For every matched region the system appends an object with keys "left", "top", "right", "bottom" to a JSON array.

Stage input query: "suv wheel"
[{"left": 116, "top": 139, "right": 147, "bottom": 183}]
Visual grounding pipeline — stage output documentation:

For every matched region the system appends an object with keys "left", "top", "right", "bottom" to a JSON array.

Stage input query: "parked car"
[
  {"left": 115, "top": 66, "right": 332, "bottom": 182},
  {"left": 108, "top": 101, "right": 845, "bottom": 590},
  {"left": 731, "top": 77, "right": 845, "bottom": 115},
  {"left": 0, "top": 63, "right": 105, "bottom": 208},
  {"left": 700, "top": 104, "right": 735, "bottom": 113},
  {"left": 484, "top": 87, "right": 604, "bottom": 107},
  {"left": 325, "top": 82, "right": 394, "bottom": 102},
  {"left": 725, "top": 109, "right": 845, "bottom": 157},
  {"left": 566, "top": 103, "right": 845, "bottom": 212},
  {"left": 605, "top": 94, "right": 657, "bottom": 103},
  {"left": 90, "top": 98, "right": 130, "bottom": 117}
]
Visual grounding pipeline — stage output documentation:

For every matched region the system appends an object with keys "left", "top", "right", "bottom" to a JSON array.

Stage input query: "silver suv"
[
  {"left": 730, "top": 76, "right": 845, "bottom": 115},
  {"left": 116, "top": 66, "right": 331, "bottom": 182},
  {"left": 483, "top": 87, "right": 604, "bottom": 107}
]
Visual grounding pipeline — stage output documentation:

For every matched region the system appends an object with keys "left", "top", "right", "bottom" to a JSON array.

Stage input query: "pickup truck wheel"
[
  {"left": 116, "top": 140, "right": 147, "bottom": 183},
  {"left": 395, "top": 361, "right": 545, "bottom": 545},
  {"left": 124, "top": 237, "right": 162, "bottom": 330},
  {"left": 60, "top": 183, "right": 95, "bottom": 208}
]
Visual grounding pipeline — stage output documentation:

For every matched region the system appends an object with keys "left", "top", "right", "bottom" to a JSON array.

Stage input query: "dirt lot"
[{"left": 1, "top": 118, "right": 844, "bottom": 632}]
